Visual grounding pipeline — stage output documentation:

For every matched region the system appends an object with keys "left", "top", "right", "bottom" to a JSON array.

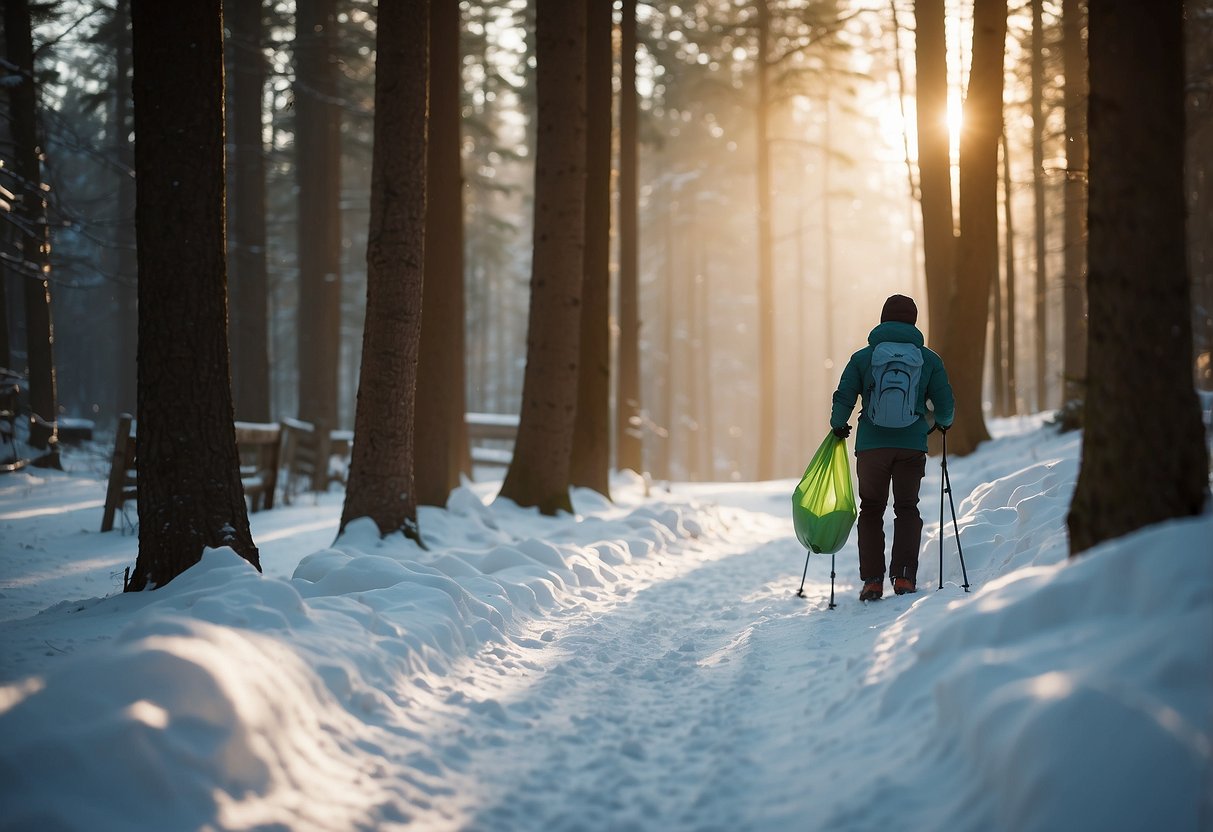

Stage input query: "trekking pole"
[
  {"left": 796, "top": 550, "right": 811, "bottom": 598},
  {"left": 829, "top": 552, "right": 837, "bottom": 609},
  {"left": 940, "top": 430, "right": 970, "bottom": 592},
  {"left": 938, "top": 443, "right": 945, "bottom": 591},
  {"left": 795, "top": 549, "right": 838, "bottom": 609}
]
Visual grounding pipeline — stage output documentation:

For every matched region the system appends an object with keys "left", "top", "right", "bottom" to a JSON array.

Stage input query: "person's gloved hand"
[{"left": 832, "top": 424, "right": 851, "bottom": 439}]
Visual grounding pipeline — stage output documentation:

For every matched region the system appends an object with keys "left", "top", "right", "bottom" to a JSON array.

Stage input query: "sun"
[{"left": 947, "top": 89, "right": 964, "bottom": 160}]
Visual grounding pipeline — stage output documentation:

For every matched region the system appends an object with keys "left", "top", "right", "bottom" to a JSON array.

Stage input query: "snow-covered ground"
[{"left": 0, "top": 417, "right": 1209, "bottom": 831}]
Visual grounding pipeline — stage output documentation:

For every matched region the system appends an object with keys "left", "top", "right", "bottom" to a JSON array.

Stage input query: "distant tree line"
[{"left": 1, "top": 0, "right": 1207, "bottom": 586}]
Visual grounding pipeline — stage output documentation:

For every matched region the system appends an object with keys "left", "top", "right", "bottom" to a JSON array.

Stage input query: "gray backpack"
[{"left": 866, "top": 342, "right": 923, "bottom": 428}]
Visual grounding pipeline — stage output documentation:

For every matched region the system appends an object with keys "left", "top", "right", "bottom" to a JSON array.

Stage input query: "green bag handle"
[{"left": 791, "top": 432, "right": 858, "bottom": 554}]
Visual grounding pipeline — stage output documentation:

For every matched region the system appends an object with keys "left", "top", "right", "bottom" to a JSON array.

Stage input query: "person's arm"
[
  {"left": 830, "top": 354, "right": 863, "bottom": 430},
  {"left": 926, "top": 357, "right": 955, "bottom": 428}
]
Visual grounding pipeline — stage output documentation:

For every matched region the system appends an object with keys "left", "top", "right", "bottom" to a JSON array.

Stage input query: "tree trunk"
[
  {"left": 497, "top": 0, "right": 587, "bottom": 515},
  {"left": 698, "top": 257, "right": 715, "bottom": 479},
  {"left": 570, "top": 0, "right": 612, "bottom": 498},
  {"left": 754, "top": 0, "right": 776, "bottom": 480},
  {"left": 1188, "top": 0, "right": 1213, "bottom": 391},
  {"left": 659, "top": 185, "right": 675, "bottom": 480},
  {"left": 228, "top": 0, "right": 271, "bottom": 423},
  {"left": 339, "top": 0, "right": 429, "bottom": 539},
  {"left": 3, "top": 0, "right": 60, "bottom": 464},
  {"left": 913, "top": 0, "right": 956, "bottom": 345},
  {"left": 415, "top": 0, "right": 469, "bottom": 507},
  {"left": 943, "top": 0, "right": 1007, "bottom": 455},
  {"left": 616, "top": 0, "right": 644, "bottom": 474},
  {"left": 992, "top": 132, "right": 1008, "bottom": 417},
  {"left": 684, "top": 225, "right": 701, "bottom": 481},
  {"left": 1031, "top": 0, "right": 1049, "bottom": 411},
  {"left": 1000, "top": 128, "right": 1019, "bottom": 415},
  {"left": 294, "top": 0, "right": 342, "bottom": 428},
  {"left": 1061, "top": 0, "right": 1087, "bottom": 405},
  {"left": 1067, "top": 0, "right": 1208, "bottom": 555},
  {"left": 127, "top": 0, "right": 259, "bottom": 590}
]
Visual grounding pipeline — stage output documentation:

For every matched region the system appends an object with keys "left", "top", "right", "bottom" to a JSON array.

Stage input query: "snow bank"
[
  {"left": 0, "top": 420, "right": 1209, "bottom": 831},
  {"left": 0, "top": 483, "right": 728, "bottom": 831}
]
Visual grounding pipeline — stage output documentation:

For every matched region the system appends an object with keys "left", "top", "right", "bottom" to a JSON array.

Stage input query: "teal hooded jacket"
[{"left": 830, "top": 321, "right": 954, "bottom": 453}]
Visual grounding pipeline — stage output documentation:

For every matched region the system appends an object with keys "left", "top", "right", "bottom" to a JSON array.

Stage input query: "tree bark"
[
  {"left": 1000, "top": 127, "right": 1019, "bottom": 415},
  {"left": 570, "top": 0, "right": 613, "bottom": 498},
  {"left": 913, "top": 0, "right": 956, "bottom": 345},
  {"left": 1188, "top": 0, "right": 1213, "bottom": 391},
  {"left": 3, "top": 0, "right": 60, "bottom": 463},
  {"left": 415, "top": 0, "right": 469, "bottom": 507},
  {"left": 339, "top": 0, "right": 430, "bottom": 539},
  {"left": 227, "top": 0, "right": 271, "bottom": 423},
  {"left": 616, "top": 0, "right": 644, "bottom": 474},
  {"left": 127, "top": 0, "right": 258, "bottom": 590},
  {"left": 497, "top": 0, "right": 587, "bottom": 515},
  {"left": 1067, "top": 0, "right": 1208, "bottom": 555},
  {"left": 754, "top": 0, "right": 776, "bottom": 480},
  {"left": 1031, "top": 0, "right": 1049, "bottom": 410},
  {"left": 1061, "top": 0, "right": 1088, "bottom": 406},
  {"left": 943, "top": 0, "right": 1007, "bottom": 455},
  {"left": 294, "top": 0, "right": 342, "bottom": 428}
]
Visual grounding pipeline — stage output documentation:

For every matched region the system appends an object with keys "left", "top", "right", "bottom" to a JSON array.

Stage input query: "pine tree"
[
  {"left": 3, "top": 0, "right": 60, "bottom": 465},
  {"left": 127, "top": 0, "right": 259, "bottom": 590},
  {"left": 227, "top": 0, "right": 272, "bottom": 423},
  {"left": 570, "top": 0, "right": 613, "bottom": 498},
  {"left": 943, "top": 0, "right": 1007, "bottom": 455},
  {"left": 415, "top": 0, "right": 469, "bottom": 508},
  {"left": 498, "top": 0, "right": 588, "bottom": 514},
  {"left": 1067, "top": 0, "right": 1208, "bottom": 554},
  {"left": 339, "top": 0, "right": 430, "bottom": 539}
]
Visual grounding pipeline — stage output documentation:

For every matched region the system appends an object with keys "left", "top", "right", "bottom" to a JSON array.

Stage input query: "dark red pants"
[{"left": 856, "top": 447, "right": 926, "bottom": 582}]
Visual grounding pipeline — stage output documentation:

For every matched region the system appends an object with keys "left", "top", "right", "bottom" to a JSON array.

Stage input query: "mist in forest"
[{"left": 3, "top": 0, "right": 1211, "bottom": 485}]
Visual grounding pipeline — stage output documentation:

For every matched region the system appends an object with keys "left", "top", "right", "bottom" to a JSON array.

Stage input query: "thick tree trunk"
[
  {"left": 754, "top": 0, "right": 776, "bottom": 480},
  {"left": 498, "top": 0, "right": 587, "bottom": 515},
  {"left": 294, "top": 0, "right": 342, "bottom": 428},
  {"left": 3, "top": 0, "right": 59, "bottom": 463},
  {"left": 913, "top": 0, "right": 956, "bottom": 345},
  {"left": 1031, "top": 0, "right": 1049, "bottom": 411},
  {"left": 992, "top": 132, "right": 1008, "bottom": 417},
  {"left": 616, "top": 0, "right": 644, "bottom": 474},
  {"left": 943, "top": 0, "right": 1007, "bottom": 455},
  {"left": 1188, "top": 0, "right": 1213, "bottom": 391},
  {"left": 228, "top": 0, "right": 271, "bottom": 423},
  {"left": 1061, "top": 0, "right": 1088, "bottom": 406},
  {"left": 339, "top": 0, "right": 429, "bottom": 539},
  {"left": 127, "top": 0, "right": 258, "bottom": 590},
  {"left": 1067, "top": 0, "right": 1208, "bottom": 555},
  {"left": 415, "top": 0, "right": 469, "bottom": 507},
  {"left": 570, "top": 0, "right": 612, "bottom": 498}
]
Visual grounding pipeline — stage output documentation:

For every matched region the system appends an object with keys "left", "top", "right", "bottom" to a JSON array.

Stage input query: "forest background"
[{"left": 2, "top": 0, "right": 1210, "bottom": 561}]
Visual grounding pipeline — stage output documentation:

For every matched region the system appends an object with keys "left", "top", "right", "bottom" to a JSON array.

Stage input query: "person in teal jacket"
[{"left": 829, "top": 294, "right": 954, "bottom": 601}]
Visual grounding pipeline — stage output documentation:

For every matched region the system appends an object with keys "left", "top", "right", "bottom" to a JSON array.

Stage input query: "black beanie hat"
[{"left": 881, "top": 294, "right": 918, "bottom": 325}]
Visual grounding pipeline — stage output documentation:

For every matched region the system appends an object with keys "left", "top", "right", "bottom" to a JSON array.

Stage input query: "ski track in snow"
[{"left": 385, "top": 496, "right": 955, "bottom": 832}]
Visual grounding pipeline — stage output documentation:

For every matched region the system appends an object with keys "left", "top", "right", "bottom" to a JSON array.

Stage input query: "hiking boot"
[
  {"left": 858, "top": 580, "right": 883, "bottom": 601},
  {"left": 893, "top": 577, "right": 917, "bottom": 595}
]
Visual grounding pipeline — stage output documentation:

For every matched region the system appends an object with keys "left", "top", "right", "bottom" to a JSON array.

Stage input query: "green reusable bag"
[{"left": 791, "top": 432, "right": 857, "bottom": 554}]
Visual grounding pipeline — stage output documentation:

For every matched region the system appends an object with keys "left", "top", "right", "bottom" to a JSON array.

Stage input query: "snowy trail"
[
  {"left": 5, "top": 420, "right": 1208, "bottom": 831},
  {"left": 393, "top": 482, "right": 955, "bottom": 832}
]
